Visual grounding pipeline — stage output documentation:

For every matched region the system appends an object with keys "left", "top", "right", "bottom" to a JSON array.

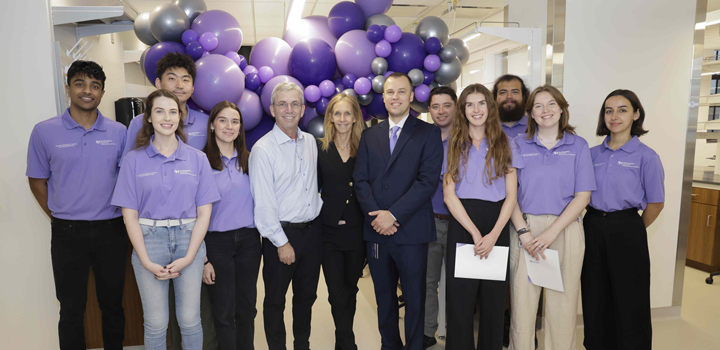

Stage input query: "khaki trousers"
[{"left": 508, "top": 214, "right": 585, "bottom": 350}]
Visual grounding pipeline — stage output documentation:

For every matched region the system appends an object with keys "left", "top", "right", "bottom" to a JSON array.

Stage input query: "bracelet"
[
  {"left": 204, "top": 260, "right": 210, "bottom": 265},
  {"left": 517, "top": 227, "right": 530, "bottom": 235}
]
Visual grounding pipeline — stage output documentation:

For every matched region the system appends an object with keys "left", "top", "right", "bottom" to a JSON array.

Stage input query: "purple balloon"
[
  {"left": 144, "top": 41, "right": 186, "bottom": 84},
  {"left": 192, "top": 54, "right": 245, "bottom": 111},
  {"left": 318, "top": 80, "right": 335, "bottom": 97},
  {"left": 246, "top": 113, "right": 275, "bottom": 150},
  {"left": 410, "top": 109, "right": 420, "bottom": 118},
  {"left": 364, "top": 92, "right": 388, "bottom": 119},
  {"left": 305, "top": 85, "right": 322, "bottom": 103},
  {"left": 245, "top": 73, "right": 261, "bottom": 91},
  {"left": 283, "top": 16, "right": 338, "bottom": 48},
  {"left": 185, "top": 41, "right": 204, "bottom": 60},
  {"left": 367, "top": 24, "right": 384, "bottom": 43},
  {"left": 328, "top": 2, "right": 366, "bottom": 39},
  {"left": 260, "top": 75, "right": 304, "bottom": 115},
  {"left": 342, "top": 73, "right": 358, "bottom": 88},
  {"left": 424, "top": 37, "right": 442, "bottom": 54},
  {"left": 414, "top": 84, "right": 430, "bottom": 102},
  {"left": 384, "top": 25, "right": 402, "bottom": 43},
  {"left": 288, "top": 38, "right": 337, "bottom": 86},
  {"left": 254, "top": 83, "right": 264, "bottom": 96},
  {"left": 356, "top": 0, "right": 393, "bottom": 18},
  {"left": 316, "top": 97, "right": 330, "bottom": 115},
  {"left": 301, "top": 107, "right": 319, "bottom": 130},
  {"left": 191, "top": 10, "right": 243, "bottom": 55},
  {"left": 199, "top": 32, "right": 218, "bottom": 51},
  {"left": 375, "top": 39, "right": 392, "bottom": 58},
  {"left": 366, "top": 74, "right": 375, "bottom": 80},
  {"left": 361, "top": 107, "right": 373, "bottom": 121},
  {"left": 243, "top": 65, "right": 258, "bottom": 75},
  {"left": 354, "top": 77, "right": 372, "bottom": 95},
  {"left": 202, "top": 51, "right": 210, "bottom": 57},
  {"left": 423, "top": 70, "right": 435, "bottom": 85},
  {"left": 335, "top": 29, "right": 376, "bottom": 78},
  {"left": 187, "top": 98, "right": 205, "bottom": 113},
  {"left": 424, "top": 54, "right": 441, "bottom": 72},
  {"left": 236, "top": 90, "right": 263, "bottom": 131},
  {"left": 257, "top": 66, "right": 275, "bottom": 84},
  {"left": 332, "top": 77, "right": 345, "bottom": 87},
  {"left": 225, "top": 51, "right": 241, "bottom": 66},
  {"left": 335, "top": 82, "right": 346, "bottom": 95},
  {"left": 384, "top": 70, "right": 394, "bottom": 78},
  {"left": 238, "top": 56, "right": 247, "bottom": 70},
  {"left": 249, "top": 37, "right": 292, "bottom": 77},
  {"left": 387, "top": 32, "right": 426, "bottom": 73},
  {"left": 181, "top": 29, "right": 199, "bottom": 45}
]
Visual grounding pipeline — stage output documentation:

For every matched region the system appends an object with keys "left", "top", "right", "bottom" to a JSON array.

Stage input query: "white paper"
[
  {"left": 523, "top": 248, "right": 564, "bottom": 292},
  {"left": 453, "top": 243, "right": 509, "bottom": 281}
]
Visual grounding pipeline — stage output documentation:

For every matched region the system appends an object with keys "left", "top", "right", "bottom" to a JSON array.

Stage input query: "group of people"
[{"left": 27, "top": 53, "right": 664, "bottom": 350}]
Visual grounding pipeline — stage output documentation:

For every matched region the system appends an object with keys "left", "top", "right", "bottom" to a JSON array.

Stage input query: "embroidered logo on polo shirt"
[
  {"left": 522, "top": 153, "right": 540, "bottom": 157},
  {"left": 137, "top": 172, "right": 157, "bottom": 178},
  {"left": 618, "top": 161, "right": 639, "bottom": 168},
  {"left": 187, "top": 132, "right": 205, "bottom": 137},
  {"left": 553, "top": 151, "right": 575, "bottom": 156},
  {"left": 95, "top": 140, "right": 117, "bottom": 146},
  {"left": 55, "top": 143, "right": 77, "bottom": 148},
  {"left": 594, "top": 162, "right": 604, "bottom": 167},
  {"left": 175, "top": 170, "right": 196, "bottom": 176}
]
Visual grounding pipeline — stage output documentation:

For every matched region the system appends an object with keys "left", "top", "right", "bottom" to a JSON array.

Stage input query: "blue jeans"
[{"left": 131, "top": 221, "right": 206, "bottom": 350}]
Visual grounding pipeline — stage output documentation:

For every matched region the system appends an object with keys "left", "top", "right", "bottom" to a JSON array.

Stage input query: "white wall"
[
  {"left": 0, "top": 0, "right": 62, "bottom": 348},
  {"left": 563, "top": 0, "right": 697, "bottom": 308}
]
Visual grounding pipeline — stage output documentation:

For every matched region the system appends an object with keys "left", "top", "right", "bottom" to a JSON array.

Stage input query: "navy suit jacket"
[{"left": 353, "top": 116, "right": 443, "bottom": 245}]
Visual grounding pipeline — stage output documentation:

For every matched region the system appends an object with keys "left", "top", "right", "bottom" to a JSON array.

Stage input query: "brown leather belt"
[{"left": 433, "top": 213, "right": 450, "bottom": 220}]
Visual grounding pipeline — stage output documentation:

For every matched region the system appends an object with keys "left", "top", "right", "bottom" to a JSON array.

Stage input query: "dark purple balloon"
[
  {"left": 387, "top": 33, "right": 426, "bottom": 74},
  {"left": 334, "top": 83, "right": 346, "bottom": 95},
  {"left": 289, "top": 38, "right": 337, "bottom": 86},
  {"left": 190, "top": 10, "right": 243, "bottom": 55},
  {"left": 424, "top": 37, "right": 442, "bottom": 54},
  {"left": 182, "top": 30, "right": 199, "bottom": 45},
  {"left": 328, "top": 1, "right": 366, "bottom": 39},
  {"left": 245, "top": 73, "right": 261, "bottom": 91},
  {"left": 316, "top": 97, "right": 330, "bottom": 115},
  {"left": 366, "top": 24, "right": 384, "bottom": 43},
  {"left": 243, "top": 65, "right": 258, "bottom": 75},
  {"left": 342, "top": 73, "right": 358, "bottom": 88},
  {"left": 238, "top": 56, "right": 247, "bottom": 70},
  {"left": 361, "top": 107, "right": 373, "bottom": 121},
  {"left": 254, "top": 83, "right": 264, "bottom": 96},
  {"left": 319, "top": 80, "right": 335, "bottom": 97},
  {"left": 423, "top": 70, "right": 435, "bottom": 85},
  {"left": 301, "top": 107, "right": 319, "bottom": 130},
  {"left": 383, "top": 70, "right": 394, "bottom": 78},
  {"left": 187, "top": 98, "right": 205, "bottom": 113},
  {"left": 186, "top": 41, "right": 204, "bottom": 60},
  {"left": 245, "top": 113, "right": 275, "bottom": 150},
  {"left": 144, "top": 41, "right": 186, "bottom": 84},
  {"left": 364, "top": 92, "right": 388, "bottom": 119},
  {"left": 367, "top": 74, "right": 375, "bottom": 80},
  {"left": 409, "top": 109, "right": 420, "bottom": 118}
]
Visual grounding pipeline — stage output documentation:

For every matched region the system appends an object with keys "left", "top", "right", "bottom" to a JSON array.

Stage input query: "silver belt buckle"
[{"left": 166, "top": 219, "right": 171, "bottom": 227}]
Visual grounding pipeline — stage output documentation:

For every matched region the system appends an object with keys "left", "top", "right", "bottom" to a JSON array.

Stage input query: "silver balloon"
[
  {"left": 139, "top": 47, "right": 150, "bottom": 76},
  {"left": 307, "top": 115, "right": 325, "bottom": 138},
  {"left": 342, "top": 88, "right": 358, "bottom": 98},
  {"left": 408, "top": 69, "right": 424, "bottom": 87},
  {"left": 371, "top": 57, "right": 388, "bottom": 76},
  {"left": 172, "top": 0, "right": 207, "bottom": 23},
  {"left": 134, "top": 12, "right": 158, "bottom": 46},
  {"left": 434, "top": 57, "right": 462, "bottom": 85},
  {"left": 372, "top": 75, "right": 386, "bottom": 94},
  {"left": 358, "top": 92, "right": 373, "bottom": 106},
  {"left": 364, "top": 14, "right": 396, "bottom": 30},
  {"left": 415, "top": 16, "right": 449, "bottom": 45},
  {"left": 439, "top": 45, "right": 458, "bottom": 63},
  {"left": 410, "top": 99, "right": 429, "bottom": 113},
  {"left": 447, "top": 38, "right": 470, "bottom": 65},
  {"left": 149, "top": 4, "right": 190, "bottom": 43}
]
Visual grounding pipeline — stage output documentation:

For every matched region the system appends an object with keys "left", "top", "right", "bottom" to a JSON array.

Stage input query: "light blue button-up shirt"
[{"left": 249, "top": 124, "right": 322, "bottom": 247}]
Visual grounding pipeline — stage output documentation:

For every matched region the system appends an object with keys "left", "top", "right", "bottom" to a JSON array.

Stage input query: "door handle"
[
  {"left": 708, "top": 215, "right": 713, "bottom": 227},
  {"left": 691, "top": 194, "right": 699, "bottom": 197}
]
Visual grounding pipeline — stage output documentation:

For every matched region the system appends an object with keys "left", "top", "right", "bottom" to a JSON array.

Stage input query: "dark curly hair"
[
  {"left": 155, "top": 53, "right": 196, "bottom": 83},
  {"left": 67, "top": 60, "right": 106, "bottom": 90},
  {"left": 492, "top": 74, "right": 529, "bottom": 105}
]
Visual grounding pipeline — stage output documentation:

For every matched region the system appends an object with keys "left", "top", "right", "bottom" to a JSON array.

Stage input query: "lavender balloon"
[
  {"left": 243, "top": 65, "right": 258, "bottom": 75},
  {"left": 342, "top": 74, "right": 358, "bottom": 88},
  {"left": 375, "top": 40, "right": 392, "bottom": 58},
  {"left": 335, "top": 29, "right": 376, "bottom": 78},
  {"left": 186, "top": 41, "right": 204, "bottom": 60},
  {"left": 191, "top": 10, "right": 243, "bottom": 55},
  {"left": 384, "top": 25, "right": 402, "bottom": 43},
  {"left": 355, "top": 0, "right": 393, "bottom": 18},
  {"left": 366, "top": 24, "right": 384, "bottom": 43},
  {"left": 245, "top": 73, "right": 261, "bottom": 91},
  {"left": 387, "top": 33, "right": 426, "bottom": 74},
  {"left": 414, "top": 84, "right": 430, "bottom": 102},
  {"left": 199, "top": 32, "right": 218, "bottom": 51},
  {"left": 192, "top": 54, "right": 245, "bottom": 111},
  {"left": 225, "top": 51, "right": 241, "bottom": 66},
  {"left": 424, "top": 54, "right": 441, "bottom": 72},
  {"left": 424, "top": 37, "right": 442, "bottom": 54},
  {"left": 260, "top": 75, "right": 304, "bottom": 115},
  {"left": 257, "top": 66, "right": 275, "bottom": 84},
  {"left": 249, "top": 37, "right": 292, "bottom": 77},
  {"left": 305, "top": 85, "right": 322, "bottom": 103},
  {"left": 328, "top": 2, "right": 366, "bottom": 39},
  {"left": 144, "top": 41, "right": 186, "bottom": 84},
  {"left": 354, "top": 77, "right": 372, "bottom": 95},
  {"left": 318, "top": 80, "right": 335, "bottom": 97},
  {"left": 236, "top": 90, "right": 263, "bottom": 131},
  {"left": 182, "top": 29, "right": 199, "bottom": 45},
  {"left": 283, "top": 15, "right": 338, "bottom": 48},
  {"left": 288, "top": 38, "right": 337, "bottom": 86}
]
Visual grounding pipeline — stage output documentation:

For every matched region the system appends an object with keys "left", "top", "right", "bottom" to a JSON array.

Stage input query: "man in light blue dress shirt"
[{"left": 249, "top": 82, "right": 323, "bottom": 350}]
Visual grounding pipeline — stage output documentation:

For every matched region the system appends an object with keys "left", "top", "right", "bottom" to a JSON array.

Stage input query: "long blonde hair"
[
  {"left": 445, "top": 84, "right": 512, "bottom": 185},
  {"left": 320, "top": 94, "right": 364, "bottom": 157}
]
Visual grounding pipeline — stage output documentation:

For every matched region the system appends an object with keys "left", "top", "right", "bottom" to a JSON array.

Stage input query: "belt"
[
  {"left": 585, "top": 206, "right": 638, "bottom": 219},
  {"left": 51, "top": 216, "right": 124, "bottom": 226},
  {"left": 280, "top": 221, "right": 313, "bottom": 229},
  {"left": 434, "top": 213, "right": 450, "bottom": 220},
  {"left": 139, "top": 218, "right": 196, "bottom": 227}
]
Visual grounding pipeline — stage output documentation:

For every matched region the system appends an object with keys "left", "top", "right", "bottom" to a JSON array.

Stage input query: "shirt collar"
[
  {"left": 527, "top": 130, "right": 575, "bottom": 148},
  {"left": 145, "top": 134, "right": 188, "bottom": 160},
  {"left": 602, "top": 135, "right": 640, "bottom": 153},
  {"left": 504, "top": 115, "right": 527, "bottom": 129},
  {"left": 388, "top": 114, "right": 410, "bottom": 130},
  {"left": 221, "top": 149, "right": 239, "bottom": 161},
  {"left": 61, "top": 108, "right": 107, "bottom": 131},
  {"left": 271, "top": 123, "right": 304, "bottom": 145}
]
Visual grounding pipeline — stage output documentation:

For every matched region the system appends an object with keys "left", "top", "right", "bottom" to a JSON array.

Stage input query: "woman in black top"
[{"left": 317, "top": 93, "right": 366, "bottom": 350}]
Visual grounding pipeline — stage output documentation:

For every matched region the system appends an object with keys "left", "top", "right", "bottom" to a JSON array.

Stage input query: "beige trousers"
[{"left": 508, "top": 214, "right": 585, "bottom": 350}]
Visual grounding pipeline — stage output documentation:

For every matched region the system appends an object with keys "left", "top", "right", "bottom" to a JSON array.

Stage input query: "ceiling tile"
[
  {"left": 254, "top": 2, "right": 287, "bottom": 27},
  {"left": 255, "top": 26, "right": 286, "bottom": 42},
  {"left": 206, "top": 2, "right": 254, "bottom": 28}
]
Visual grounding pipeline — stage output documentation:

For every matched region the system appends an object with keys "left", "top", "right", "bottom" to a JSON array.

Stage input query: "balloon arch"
[{"left": 135, "top": 0, "right": 470, "bottom": 141}]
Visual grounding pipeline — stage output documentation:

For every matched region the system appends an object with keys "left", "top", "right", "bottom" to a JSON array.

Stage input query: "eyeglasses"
[{"left": 274, "top": 101, "right": 303, "bottom": 110}]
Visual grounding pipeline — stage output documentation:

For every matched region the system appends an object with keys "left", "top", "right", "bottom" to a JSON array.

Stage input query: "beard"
[{"left": 499, "top": 100, "right": 525, "bottom": 123}]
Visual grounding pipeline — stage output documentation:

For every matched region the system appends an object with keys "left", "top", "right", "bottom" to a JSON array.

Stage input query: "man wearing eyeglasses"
[{"left": 248, "top": 82, "right": 323, "bottom": 350}]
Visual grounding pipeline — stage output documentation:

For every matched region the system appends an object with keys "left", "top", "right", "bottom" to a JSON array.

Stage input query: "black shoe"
[{"left": 423, "top": 335, "right": 437, "bottom": 349}]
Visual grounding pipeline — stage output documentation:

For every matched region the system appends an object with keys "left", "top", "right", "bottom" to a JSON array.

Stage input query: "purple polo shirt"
[
  {"left": 443, "top": 137, "right": 524, "bottom": 202},
  {"left": 431, "top": 137, "right": 450, "bottom": 215},
  {"left": 26, "top": 109, "right": 126, "bottom": 220},
  {"left": 208, "top": 151, "right": 255, "bottom": 232},
  {"left": 514, "top": 132, "right": 596, "bottom": 216},
  {"left": 112, "top": 136, "right": 220, "bottom": 220},
  {"left": 589, "top": 136, "right": 664, "bottom": 211},
  {"left": 122, "top": 108, "right": 209, "bottom": 157},
  {"left": 502, "top": 115, "right": 528, "bottom": 139}
]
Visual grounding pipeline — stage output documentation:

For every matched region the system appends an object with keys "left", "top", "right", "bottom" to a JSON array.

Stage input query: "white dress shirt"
[
  {"left": 249, "top": 124, "right": 323, "bottom": 247},
  {"left": 388, "top": 114, "right": 410, "bottom": 139}
]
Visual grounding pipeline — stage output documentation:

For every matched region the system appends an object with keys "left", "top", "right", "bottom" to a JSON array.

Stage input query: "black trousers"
[
  {"left": 582, "top": 207, "right": 652, "bottom": 350},
  {"left": 205, "top": 227, "right": 262, "bottom": 350},
  {"left": 446, "top": 199, "right": 509, "bottom": 350},
  {"left": 50, "top": 216, "right": 128, "bottom": 350},
  {"left": 321, "top": 224, "right": 366, "bottom": 350},
  {"left": 262, "top": 220, "right": 323, "bottom": 350}
]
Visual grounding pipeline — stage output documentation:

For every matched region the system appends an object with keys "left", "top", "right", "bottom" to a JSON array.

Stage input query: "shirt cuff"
[
  {"left": 265, "top": 230, "right": 289, "bottom": 248},
  {"left": 389, "top": 211, "right": 396, "bottom": 221}
]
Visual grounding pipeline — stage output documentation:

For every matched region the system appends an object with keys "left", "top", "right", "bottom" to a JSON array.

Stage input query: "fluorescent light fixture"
[
  {"left": 697, "top": 19, "right": 720, "bottom": 30},
  {"left": 463, "top": 33, "right": 481, "bottom": 42},
  {"left": 286, "top": 0, "right": 306, "bottom": 31},
  {"left": 469, "top": 70, "right": 481, "bottom": 74},
  {"left": 702, "top": 71, "right": 720, "bottom": 76}
]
